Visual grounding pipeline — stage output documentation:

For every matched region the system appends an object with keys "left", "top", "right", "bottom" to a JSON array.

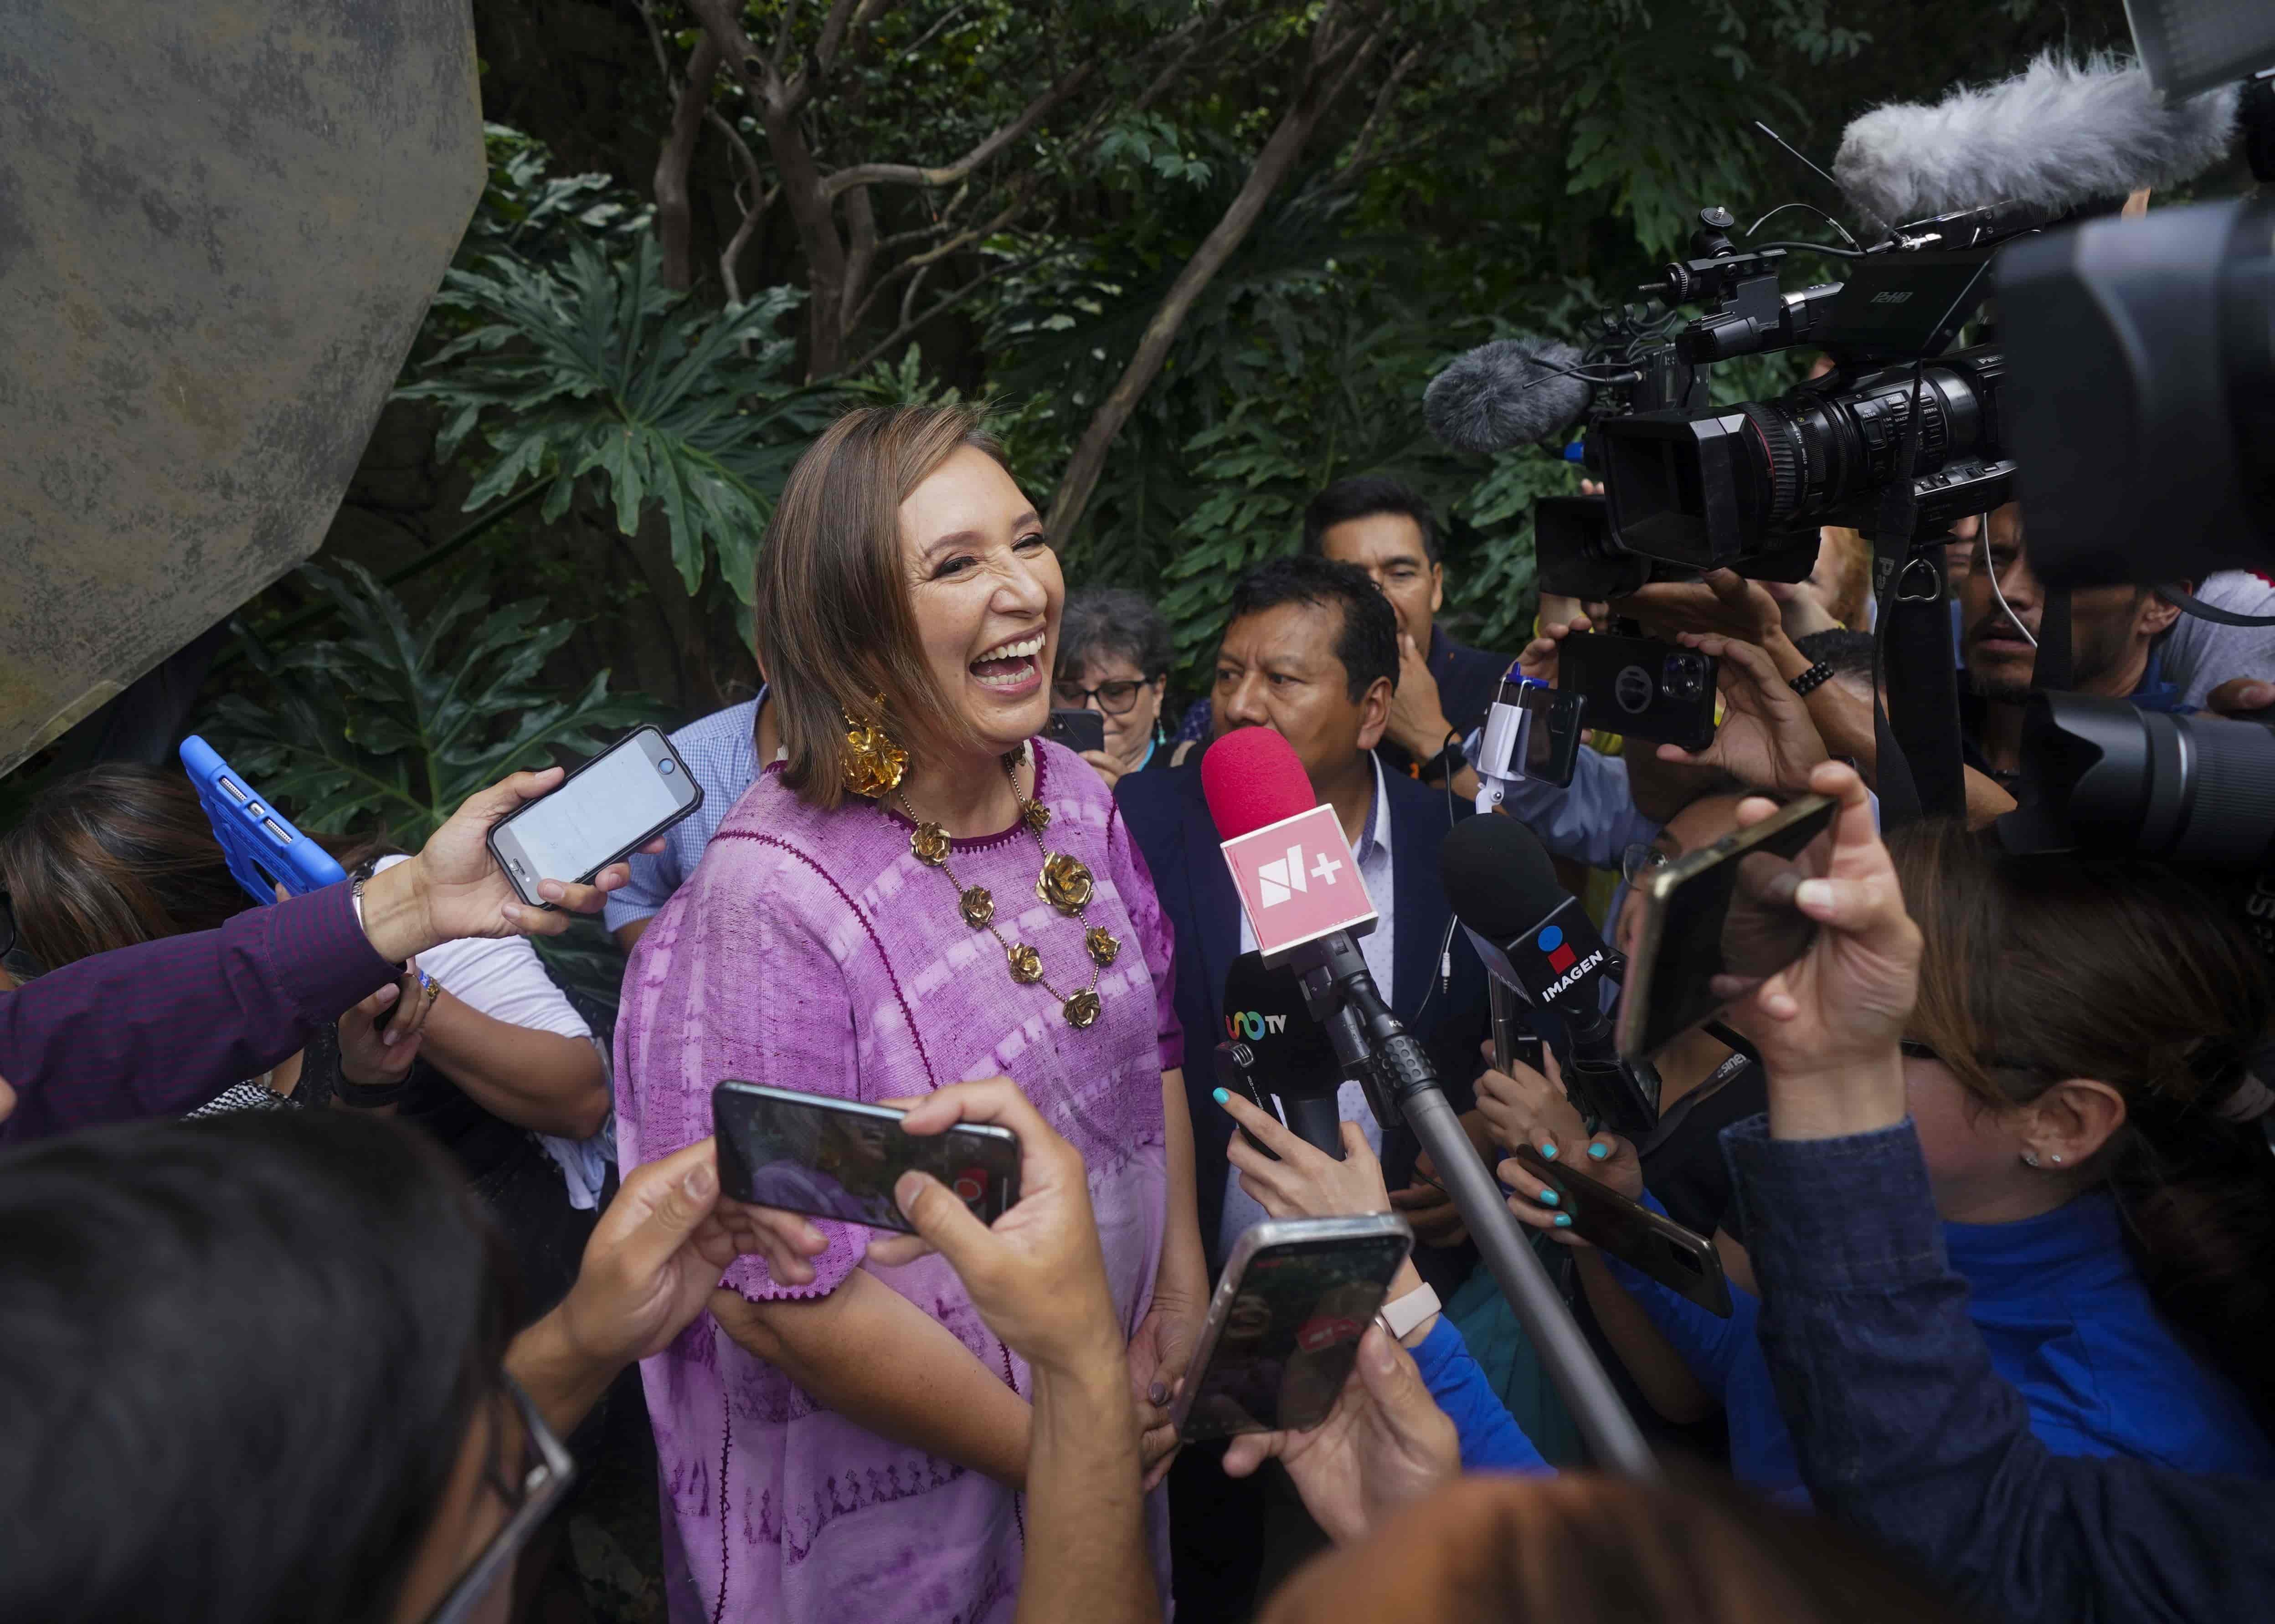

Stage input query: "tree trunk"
[
  {"left": 1047, "top": 8, "right": 1388, "bottom": 543},
  {"left": 654, "top": 36, "right": 722, "bottom": 292}
]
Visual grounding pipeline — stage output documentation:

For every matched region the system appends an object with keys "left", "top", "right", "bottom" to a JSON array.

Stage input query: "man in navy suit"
[
  {"left": 1119, "top": 555, "right": 1493, "bottom": 1620},
  {"left": 1116, "top": 555, "right": 1491, "bottom": 1280}
]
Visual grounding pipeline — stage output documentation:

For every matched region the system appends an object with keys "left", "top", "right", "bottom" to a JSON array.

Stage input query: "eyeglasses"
[
  {"left": 1052, "top": 678, "right": 1154, "bottom": 716},
  {"left": 421, "top": 1377, "right": 576, "bottom": 1624},
  {"left": 1620, "top": 844, "right": 1669, "bottom": 885}
]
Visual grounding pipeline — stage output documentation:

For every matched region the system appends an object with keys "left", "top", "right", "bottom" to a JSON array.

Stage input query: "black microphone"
[
  {"left": 1439, "top": 815, "right": 1658, "bottom": 1137},
  {"left": 1221, "top": 951, "right": 1347, "bottom": 1158}
]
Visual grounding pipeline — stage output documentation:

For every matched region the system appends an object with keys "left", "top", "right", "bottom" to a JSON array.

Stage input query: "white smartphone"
[{"left": 485, "top": 726, "right": 703, "bottom": 907}]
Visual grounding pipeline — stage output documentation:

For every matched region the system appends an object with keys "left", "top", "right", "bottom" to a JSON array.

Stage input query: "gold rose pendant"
[
  {"left": 959, "top": 886, "right": 995, "bottom": 929},
  {"left": 1022, "top": 800, "right": 1052, "bottom": 834},
  {"left": 1006, "top": 943, "right": 1044, "bottom": 984},
  {"left": 909, "top": 822, "right": 951, "bottom": 866},
  {"left": 1035, "top": 852, "right": 1094, "bottom": 914},
  {"left": 1062, "top": 989, "right": 1102, "bottom": 1029},
  {"left": 1085, "top": 926, "right": 1121, "bottom": 967}
]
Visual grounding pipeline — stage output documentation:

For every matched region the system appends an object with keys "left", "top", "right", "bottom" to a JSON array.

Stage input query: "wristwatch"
[
  {"left": 1419, "top": 730, "right": 1467, "bottom": 784},
  {"left": 1788, "top": 660, "right": 1837, "bottom": 697},
  {"left": 1375, "top": 1281, "right": 1442, "bottom": 1342}
]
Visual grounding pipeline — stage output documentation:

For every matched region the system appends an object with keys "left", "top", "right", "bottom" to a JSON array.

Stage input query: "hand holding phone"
[
  {"left": 712, "top": 1081, "right": 1021, "bottom": 1235},
  {"left": 1507, "top": 1143, "right": 1731, "bottom": 1316},
  {"left": 1557, "top": 629, "right": 1719, "bottom": 751},
  {"left": 487, "top": 726, "right": 703, "bottom": 909}
]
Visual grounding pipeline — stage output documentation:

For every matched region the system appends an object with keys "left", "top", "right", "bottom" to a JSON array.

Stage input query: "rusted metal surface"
[{"left": 0, "top": 0, "right": 482, "bottom": 775}]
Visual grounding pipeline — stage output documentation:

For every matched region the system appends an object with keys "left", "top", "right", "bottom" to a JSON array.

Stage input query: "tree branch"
[
  {"left": 839, "top": 184, "right": 880, "bottom": 337},
  {"left": 706, "top": 108, "right": 776, "bottom": 306},
  {"left": 1046, "top": 2, "right": 1390, "bottom": 543},
  {"left": 841, "top": 252, "right": 1049, "bottom": 377},
  {"left": 654, "top": 35, "right": 723, "bottom": 291},
  {"left": 820, "top": 61, "right": 1096, "bottom": 198},
  {"left": 1328, "top": 40, "right": 1419, "bottom": 190}
]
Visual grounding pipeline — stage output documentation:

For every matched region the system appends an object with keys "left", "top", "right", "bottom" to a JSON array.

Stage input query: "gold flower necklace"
[{"left": 892, "top": 747, "right": 1119, "bottom": 1030}]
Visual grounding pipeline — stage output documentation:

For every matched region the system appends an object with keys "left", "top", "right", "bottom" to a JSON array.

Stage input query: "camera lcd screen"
[
  {"left": 1621, "top": 798, "right": 1836, "bottom": 1061},
  {"left": 1181, "top": 1234, "right": 1409, "bottom": 1440}
]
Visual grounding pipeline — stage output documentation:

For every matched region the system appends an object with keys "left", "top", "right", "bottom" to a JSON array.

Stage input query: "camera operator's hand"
[
  {"left": 356, "top": 768, "right": 666, "bottom": 963},
  {"left": 1722, "top": 761, "right": 1920, "bottom": 1141},
  {"left": 1221, "top": 1323, "right": 1459, "bottom": 1545},
  {"left": 1517, "top": 614, "right": 1592, "bottom": 686},
  {"left": 1654, "top": 632, "right": 1829, "bottom": 793},
  {"left": 1616, "top": 567, "right": 1783, "bottom": 648},
  {"left": 2207, "top": 677, "right": 2275, "bottom": 718}
]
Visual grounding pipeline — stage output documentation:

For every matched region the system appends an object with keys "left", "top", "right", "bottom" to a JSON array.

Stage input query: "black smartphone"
[
  {"left": 1616, "top": 793, "right": 1837, "bottom": 1063},
  {"left": 1511, "top": 1144, "right": 1732, "bottom": 1316},
  {"left": 1516, "top": 682, "right": 1587, "bottom": 786},
  {"left": 1172, "top": 1215, "right": 1412, "bottom": 1443},
  {"left": 1044, "top": 707, "right": 1106, "bottom": 755},
  {"left": 1557, "top": 629, "right": 1719, "bottom": 751},
  {"left": 485, "top": 725, "right": 702, "bottom": 908},
  {"left": 710, "top": 1081, "right": 1021, "bottom": 1234}
]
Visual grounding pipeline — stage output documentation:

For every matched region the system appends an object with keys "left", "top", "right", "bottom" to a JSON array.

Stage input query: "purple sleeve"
[
  {"left": 612, "top": 843, "right": 869, "bottom": 1301},
  {"left": 0, "top": 884, "right": 396, "bottom": 1145},
  {"left": 1107, "top": 800, "right": 1183, "bottom": 1073}
]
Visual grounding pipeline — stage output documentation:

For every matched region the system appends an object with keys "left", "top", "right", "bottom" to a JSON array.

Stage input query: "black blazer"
[{"left": 1117, "top": 759, "right": 1491, "bottom": 1271}]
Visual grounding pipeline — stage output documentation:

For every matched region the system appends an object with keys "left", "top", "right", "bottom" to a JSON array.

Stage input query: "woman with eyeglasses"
[
  {"left": 1051, "top": 588, "right": 1173, "bottom": 790},
  {"left": 1487, "top": 808, "right": 2275, "bottom": 1499}
]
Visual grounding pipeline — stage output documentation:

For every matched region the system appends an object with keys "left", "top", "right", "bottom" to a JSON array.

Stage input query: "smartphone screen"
[
  {"left": 711, "top": 1082, "right": 1021, "bottom": 1234},
  {"left": 1177, "top": 1228, "right": 1410, "bottom": 1442},
  {"left": 489, "top": 727, "right": 700, "bottom": 902},
  {"left": 1617, "top": 796, "right": 1836, "bottom": 1061}
]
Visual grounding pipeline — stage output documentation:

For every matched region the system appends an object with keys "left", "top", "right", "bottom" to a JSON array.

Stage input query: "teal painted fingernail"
[
  {"left": 1537, "top": 1189, "right": 1559, "bottom": 1206},
  {"left": 1588, "top": 1142, "right": 1611, "bottom": 1161},
  {"left": 1212, "top": 1088, "right": 1229, "bottom": 1105},
  {"left": 1554, "top": 1213, "right": 1573, "bottom": 1228},
  {"left": 1539, "top": 1142, "right": 1557, "bottom": 1161}
]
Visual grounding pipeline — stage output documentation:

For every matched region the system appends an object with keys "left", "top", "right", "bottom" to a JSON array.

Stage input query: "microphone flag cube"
[{"left": 1219, "top": 802, "right": 1379, "bottom": 965}]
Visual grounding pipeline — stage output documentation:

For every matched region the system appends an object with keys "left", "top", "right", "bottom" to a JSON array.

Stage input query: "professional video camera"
[{"left": 1426, "top": 54, "right": 2245, "bottom": 602}]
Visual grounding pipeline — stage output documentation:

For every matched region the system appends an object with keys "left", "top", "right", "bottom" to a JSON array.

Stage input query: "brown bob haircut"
[
  {"left": 755, "top": 404, "right": 1013, "bottom": 810},
  {"left": 1890, "top": 818, "right": 2275, "bottom": 1425}
]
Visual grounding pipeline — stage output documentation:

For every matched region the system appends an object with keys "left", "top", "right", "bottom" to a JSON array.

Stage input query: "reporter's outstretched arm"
[
  {"left": 884, "top": 1079, "right": 1157, "bottom": 1624},
  {"left": 1720, "top": 762, "right": 2275, "bottom": 1620}
]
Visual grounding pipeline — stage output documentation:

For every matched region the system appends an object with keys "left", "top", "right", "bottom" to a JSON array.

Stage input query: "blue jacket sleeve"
[
  {"left": 1726, "top": 1114, "right": 2275, "bottom": 1624},
  {"left": 1408, "top": 1317, "right": 1549, "bottom": 1474}
]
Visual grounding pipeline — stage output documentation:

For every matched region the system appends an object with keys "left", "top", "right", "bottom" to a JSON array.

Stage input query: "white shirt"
[{"left": 1220, "top": 754, "right": 1396, "bottom": 1255}]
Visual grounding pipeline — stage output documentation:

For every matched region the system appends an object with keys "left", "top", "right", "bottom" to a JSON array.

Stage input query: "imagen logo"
[{"left": 1537, "top": 924, "right": 1578, "bottom": 974}]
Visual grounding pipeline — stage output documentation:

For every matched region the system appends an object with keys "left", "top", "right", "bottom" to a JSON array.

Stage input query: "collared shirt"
[
  {"left": 1220, "top": 752, "right": 1395, "bottom": 1254},
  {"left": 603, "top": 692, "right": 768, "bottom": 932}
]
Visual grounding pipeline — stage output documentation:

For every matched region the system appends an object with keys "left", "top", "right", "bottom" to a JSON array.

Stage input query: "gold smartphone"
[{"left": 1615, "top": 794, "right": 1836, "bottom": 1064}]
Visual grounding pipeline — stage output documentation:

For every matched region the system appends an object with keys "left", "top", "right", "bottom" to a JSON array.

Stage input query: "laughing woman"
[{"left": 614, "top": 405, "right": 1204, "bottom": 1623}]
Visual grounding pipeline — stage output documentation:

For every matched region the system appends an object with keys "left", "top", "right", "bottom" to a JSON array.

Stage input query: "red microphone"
[{"left": 1200, "top": 728, "right": 1377, "bottom": 966}]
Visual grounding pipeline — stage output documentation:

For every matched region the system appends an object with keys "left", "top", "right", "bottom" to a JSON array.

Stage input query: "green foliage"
[
  {"left": 463, "top": 123, "right": 654, "bottom": 263},
  {"left": 212, "top": 563, "right": 659, "bottom": 845},
  {"left": 397, "top": 236, "right": 838, "bottom": 601}
]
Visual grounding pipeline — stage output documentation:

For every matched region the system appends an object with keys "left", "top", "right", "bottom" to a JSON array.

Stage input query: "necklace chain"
[{"left": 891, "top": 749, "right": 1117, "bottom": 1030}]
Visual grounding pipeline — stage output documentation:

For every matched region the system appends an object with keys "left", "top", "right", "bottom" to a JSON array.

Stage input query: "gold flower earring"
[{"left": 840, "top": 697, "right": 908, "bottom": 799}]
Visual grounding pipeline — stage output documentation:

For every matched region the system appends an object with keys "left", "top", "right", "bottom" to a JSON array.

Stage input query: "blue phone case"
[{"left": 179, "top": 735, "right": 349, "bottom": 905}]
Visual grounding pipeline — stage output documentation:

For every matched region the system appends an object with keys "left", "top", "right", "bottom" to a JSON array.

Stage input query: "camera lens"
[
  {"left": 2007, "top": 694, "right": 2275, "bottom": 864},
  {"left": 1663, "top": 653, "right": 1708, "bottom": 701},
  {"left": 660, "top": 760, "right": 675, "bottom": 774}
]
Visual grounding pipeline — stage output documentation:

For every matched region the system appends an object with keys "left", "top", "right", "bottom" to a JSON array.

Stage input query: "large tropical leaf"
[
  {"left": 397, "top": 235, "right": 839, "bottom": 601},
  {"left": 212, "top": 562, "right": 661, "bottom": 845}
]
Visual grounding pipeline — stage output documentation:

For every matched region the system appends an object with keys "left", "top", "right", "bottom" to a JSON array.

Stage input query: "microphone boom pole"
[{"left": 1292, "top": 934, "right": 1661, "bottom": 1481}]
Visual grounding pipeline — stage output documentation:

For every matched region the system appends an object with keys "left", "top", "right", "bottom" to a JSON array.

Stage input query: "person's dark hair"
[
  {"left": 1894, "top": 821, "right": 2275, "bottom": 1424},
  {"left": 753, "top": 404, "right": 1016, "bottom": 810},
  {"left": 0, "top": 763, "right": 247, "bottom": 969},
  {"left": 0, "top": 1111, "right": 517, "bottom": 1624},
  {"left": 1260, "top": 1469, "right": 1979, "bottom": 1624},
  {"left": 1227, "top": 555, "right": 1400, "bottom": 704},
  {"left": 1793, "top": 627, "right": 1876, "bottom": 687},
  {"left": 1056, "top": 588, "right": 1171, "bottom": 684},
  {"left": 1301, "top": 476, "right": 1440, "bottom": 566}
]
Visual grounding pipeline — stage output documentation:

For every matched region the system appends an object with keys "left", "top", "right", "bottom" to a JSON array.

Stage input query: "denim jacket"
[{"left": 1727, "top": 1115, "right": 2275, "bottom": 1624}]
